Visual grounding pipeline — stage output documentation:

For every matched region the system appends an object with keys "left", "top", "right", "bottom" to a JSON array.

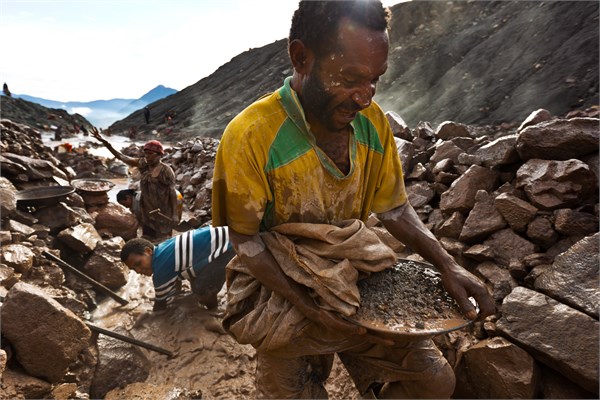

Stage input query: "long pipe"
[
  {"left": 42, "top": 250, "right": 129, "bottom": 305},
  {"left": 86, "top": 322, "right": 174, "bottom": 357}
]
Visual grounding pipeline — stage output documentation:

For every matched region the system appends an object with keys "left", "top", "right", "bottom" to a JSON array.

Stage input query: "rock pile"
[
  {"left": 0, "top": 103, "right": 598, "bottom": 398},
  {"left": 385, "top": 106, "right": 598, "bottom": 398}
]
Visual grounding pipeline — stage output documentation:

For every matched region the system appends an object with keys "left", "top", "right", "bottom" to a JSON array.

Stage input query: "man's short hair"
[
  {"left": 289, "top": 0, "right": 391, "bottom": 57},
  {"left": 116, "top": 189, "right": 137, "bottom": 203},
  {"left": 120, "top": 237, "right": 153, "bottom": 262}
]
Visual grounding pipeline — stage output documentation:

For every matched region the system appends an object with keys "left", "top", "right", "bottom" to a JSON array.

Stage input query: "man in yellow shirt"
[{"left": 212, "top": 1, "right": 495, "bottom": 398}]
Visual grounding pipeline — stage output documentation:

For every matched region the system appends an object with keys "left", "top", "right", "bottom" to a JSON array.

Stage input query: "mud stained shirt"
[
  {"left": 151, "top": 226, "right": 231, "bottom": 303},
  {"left": 212, "top": 77, "right": 407, "bottom": 235}
]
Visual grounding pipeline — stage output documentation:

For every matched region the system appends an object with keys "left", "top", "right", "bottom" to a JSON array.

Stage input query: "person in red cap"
[{"left": 91, "top": 128, "right": 179, "bottom": 242}]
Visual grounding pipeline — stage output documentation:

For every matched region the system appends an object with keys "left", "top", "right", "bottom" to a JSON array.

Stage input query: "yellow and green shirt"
[{"left": 212, "top": 77, "right": 407, "bottom": 235}]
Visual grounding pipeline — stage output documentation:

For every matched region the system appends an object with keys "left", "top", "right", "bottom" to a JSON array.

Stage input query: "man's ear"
[
  {"left": 289, "top": 39, "right": 313, "bottom": 75},
  {"left": 144, "top": 247, "right": 153, "bottom": 256}
]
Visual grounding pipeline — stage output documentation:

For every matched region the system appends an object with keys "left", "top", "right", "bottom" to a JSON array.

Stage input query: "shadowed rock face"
[{"left": 108, "top": 1, "right": 598, "bottom": 140}]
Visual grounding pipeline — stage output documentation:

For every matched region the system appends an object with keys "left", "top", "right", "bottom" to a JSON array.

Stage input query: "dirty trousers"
[{"left": 254, "top": 325, "right": 454, "bottom": 399}]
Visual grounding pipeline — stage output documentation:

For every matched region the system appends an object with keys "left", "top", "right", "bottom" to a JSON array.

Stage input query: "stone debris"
[{"left": 0, "top": 106, "right": 598, "bottom": 398}]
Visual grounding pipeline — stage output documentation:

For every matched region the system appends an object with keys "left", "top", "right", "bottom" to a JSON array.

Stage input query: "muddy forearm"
[
  {"left": 229, "top": 229, "right": 321, "bottom": 318},
  {"left": 377, "top": 202, "right": 455, "bottom": 272}
]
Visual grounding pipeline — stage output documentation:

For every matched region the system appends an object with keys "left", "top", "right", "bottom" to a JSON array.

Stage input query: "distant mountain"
[{"left": 14, "top": 85, "right": 177, "bottom": 128}]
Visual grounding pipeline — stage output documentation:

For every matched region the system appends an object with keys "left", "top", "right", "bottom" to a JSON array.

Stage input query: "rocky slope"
[
  {"left": 1, "top": 95, "right": 95, "bottom": 136},
  {"left": 108, "top": 0, "right": 598, "bottom": 140}
]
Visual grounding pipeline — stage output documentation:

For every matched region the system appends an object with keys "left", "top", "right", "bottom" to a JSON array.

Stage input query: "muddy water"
[
  {"left": 91, "top": 272, "right": 258, "bottom": 398},
  {"left": 90, "top": 269, "right": 359, "bottom": 399}
]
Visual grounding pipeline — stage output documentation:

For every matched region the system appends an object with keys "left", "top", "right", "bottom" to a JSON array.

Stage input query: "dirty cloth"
[
  {"left": 137, "top": 158, "right": 177, "bottom": 237},
  {"left": 223, "top": 219, "right": 398, "bottom": 353},
  {"left": 223, "top": 219, "right": 452, "bottom": 397}
]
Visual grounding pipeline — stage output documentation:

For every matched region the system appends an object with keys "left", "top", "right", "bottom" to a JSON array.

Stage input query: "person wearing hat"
[{"left": 91, "top": 128, "right": 178, "bottom": 241}]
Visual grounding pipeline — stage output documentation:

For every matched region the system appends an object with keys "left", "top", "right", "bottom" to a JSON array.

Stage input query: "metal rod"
[
  {"left": 86, "top": 322, "right": 174, "bottom": 357},
  {"left": 42, "top": 250, "right": 129, "bottom": 305}
]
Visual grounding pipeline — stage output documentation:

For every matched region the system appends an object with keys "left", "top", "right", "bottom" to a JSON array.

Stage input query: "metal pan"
[
  {"left": 15, "top": 186, "right": 75, "bottom": 208},
  {"left": 71, "top": 178, "right": 115, "bottom": 194}
]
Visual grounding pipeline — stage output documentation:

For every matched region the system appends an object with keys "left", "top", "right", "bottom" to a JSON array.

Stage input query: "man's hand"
[
  {"left": 439, "top": 262, "right": 495, "bottom": 321},
  {"left": 378, "top": 203, "right": 496, "bottom": 321},
  {"left": 90, "top": 127, "right": 105, "bottom": 142}
]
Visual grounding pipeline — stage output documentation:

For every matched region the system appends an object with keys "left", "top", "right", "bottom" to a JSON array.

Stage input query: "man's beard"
[{"left": 301, "top": 69, "right": 341, "bottom": 132}]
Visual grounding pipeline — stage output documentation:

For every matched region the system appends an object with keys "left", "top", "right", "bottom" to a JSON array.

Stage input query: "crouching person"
[{"left": 120, "top": 225, "right": 235, "bottom": 311}]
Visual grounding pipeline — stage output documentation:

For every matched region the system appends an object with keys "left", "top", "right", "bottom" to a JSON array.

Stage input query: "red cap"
[{"left": 143, "top": 140, "right": 164, "bottom": 154}]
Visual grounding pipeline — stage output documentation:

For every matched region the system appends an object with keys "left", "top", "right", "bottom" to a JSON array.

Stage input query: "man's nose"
[{"left": 352, "top": 84, "right": 374, "bottom": 109}]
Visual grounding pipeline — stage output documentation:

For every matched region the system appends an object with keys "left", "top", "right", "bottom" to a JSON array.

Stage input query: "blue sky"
[{"left": 1, "top": 0, "right": 401, "bottom": 102}]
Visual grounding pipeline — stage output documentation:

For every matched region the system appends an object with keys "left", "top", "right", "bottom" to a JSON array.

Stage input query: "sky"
[{"left": 1, "top": 0, "right": 401, "bottom": 103}]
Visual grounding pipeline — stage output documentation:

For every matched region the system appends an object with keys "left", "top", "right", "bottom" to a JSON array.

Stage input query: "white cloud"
[{"left": 70, "top": 107, "right": 92, "bottom": 116}]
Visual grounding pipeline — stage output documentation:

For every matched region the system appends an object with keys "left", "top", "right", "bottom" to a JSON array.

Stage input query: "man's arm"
[
  {"left": 90, "top": 127, "right": 139, "bottom": 166},
  {"left": 377, "top": 202, "right": 496, "bottom": 320},
  {"left": 229, "top": 229, "right": 393, "bottom": 344}
]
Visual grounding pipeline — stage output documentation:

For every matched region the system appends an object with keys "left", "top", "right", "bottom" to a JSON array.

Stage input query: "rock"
[
  {"left": 57, "top": 223, "right": 102, "bottom": 253},
  {"left": 517, "top": 108, "right": 552, "bottom": 132},
  {"left": 33, "top": 202, "right": 82, "bottom": 233},
  {"left": 538, "top": 364, "right": 597, "bottom": 399},
  {"left": 482, "top": 228, "right": 537, "bottom": 267},
  {"left": 2, "top": 152, "right": 69, "bottom": 181},
  {"left": 473, "top": 134, "right": 520, "bottom": 168},
  {"left": 494, "top": 192, "right": 538, "bottom": 232},
  {"left": 435, "top": 121, "right": 471, "bottom": 140},
  {"left": 413, "top": 121, "right": 435, "bottom": 140},
  {"left": 534, "top": 233, "right": 599, "bottom": 319},
  {"left": 405, "top": 181, "right": 435, "bottom": 208},
  {"left": 51, "top": 383, "right": 79, "bottom": 400},
  {"left": 0, "top": 348, "right": 6, "bottom": 378},
  {"left": 516, "top": 118, "right": 600, "bottom": 161},
  {"left": 105, "top": 382, "right": 202, "bottom": 400},
  {"left": 430, "top": 140, "right": 464, "bottom": 164},
  {"left": 496, "top": 286, "right": 599, "bottom": 394},
  {"left": 436, "top": 211, "right": 465, "bottom": 239},
  {"left": 83, "top": 237, "right": 129, "bottom": 290},
  {"left": 92, "top": 203, "right": 139, "bottom": 241},
  {"left": 526, "top": 216, "right": 559, "bottom": 249},
  {"left": 515, "top": 158, "right": 598, "bottom": 210},
  {"left": 0, "top": 176, "right": 18, "bottom": 217},
  {"left": 394, "top": 137, "right": 414, "bottom": 176},
  {"left": 474, "top": 262, "right": 518, "bottom": 303},
  {"left": 4, "top": 219, "right": 35, "bottom": 237},
  {"left": 0, "top": 368, "right": 53, "bottom": 400},
  {"left": 459, "top": 190, "right": 507, "bottom": 243},
  {"left": 1, "top": 244, "right": 35, "bottom": 273},
  {"left": 386, "top": 111, "right": 412, "bottom": 141},
  {"left": 454, "top": 336, "right": 540, "bottom": 399},
  {"left": 464, "top": 244, "right": 495, "bottom": 262},
  {"left": 90, "top": 332, "right": 151, "bottom": 399},
  {"left": 0, "top": 263, "right": 19, "bottom": 288},
  {"left": 440, "top": 165, "right": 499, "bottom": 214},
  {"left": 1, "top": 282, "right": 91, "bottom": 383},
  {"left": 553, "top": 208, "right": 599, "bottom": 237}
]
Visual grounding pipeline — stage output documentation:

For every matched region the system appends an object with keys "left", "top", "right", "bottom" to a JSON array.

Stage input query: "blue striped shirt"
[{"left": 152, "top": 226, "right": 231, "bottom": 304}]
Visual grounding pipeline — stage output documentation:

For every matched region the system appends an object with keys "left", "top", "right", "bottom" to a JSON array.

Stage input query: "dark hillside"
[{"left": 108, "top": 1, "right": 598, "bottom": 139}]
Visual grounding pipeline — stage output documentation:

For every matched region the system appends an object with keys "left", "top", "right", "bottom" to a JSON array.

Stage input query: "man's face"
[
  {"left": 300, "top": 18, "right": 389, "bottom": 133},
  {"left": 124, "top": 247, "right": 153, "bottom": 276},
  {"left": 118, "top": 196, "right": 133, "bottom": 209}
]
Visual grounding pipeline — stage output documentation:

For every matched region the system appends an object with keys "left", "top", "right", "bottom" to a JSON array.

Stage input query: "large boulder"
[
  {"left": 515, "top": 158, "right": 598, "bottom": 210},
  {"left": 90, "top": 332, "right": 151, "bottom": 399},
  {"left": 83, "top": 237, "right": 129, "bottom": 290},
  {"left": 1, "top": 282, "right": 92, "bottom": 383},
  {"left": 516, "top": 118, "right": 599, "bottom": 161},
  {"left": 440, "top": 165, "right": 499, "bottom": 214},
  {"left": 497, "top": 286, "right": 599, "bottom": 394},
  {"left": 534, "top": 233, "right": 599, "bottom": 318},
  {"left": 454, "top": 336, "right": 540, "bottom": 399}
]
